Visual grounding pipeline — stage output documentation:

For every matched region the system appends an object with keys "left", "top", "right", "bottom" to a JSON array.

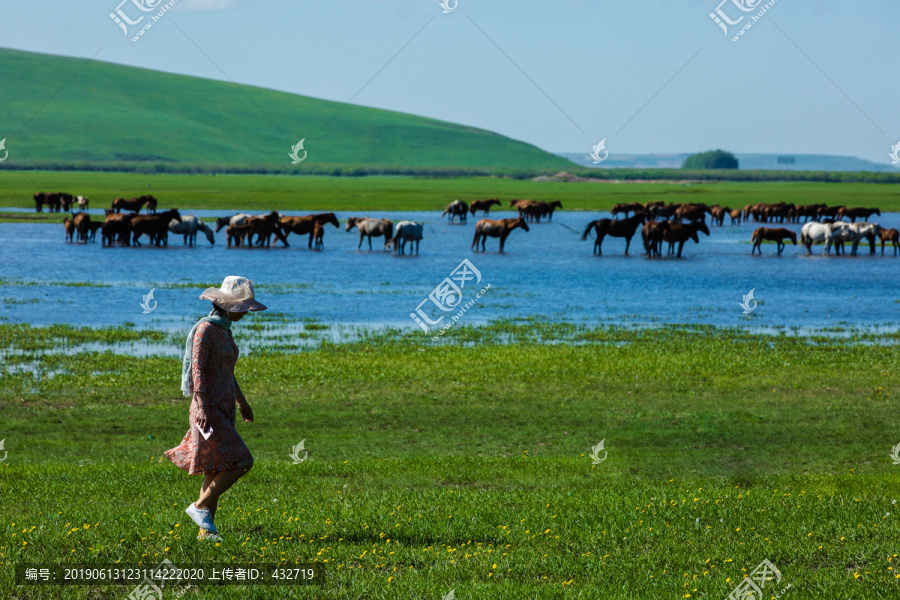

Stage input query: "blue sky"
[{"left": 1, "top": 0, "right": 897, "bottom": 164}]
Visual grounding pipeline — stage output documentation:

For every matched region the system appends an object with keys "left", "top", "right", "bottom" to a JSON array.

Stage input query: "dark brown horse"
[
  {"left": 641, "top": 220, "right": 670, "bottom": 258},
  {"left": 278, "top": 213, "right": 340, "bottom": 248},
  {"left": 34, "top": 193, "right": 46, "bottom": 213},
  {"left": 535, "top": 200, "right": 563, "bottom": 222},
  {"left": 469, "top": 199, "right": 501, "bottom": 216},
  {"left": 312, "top": 221, "right": 325, "bottom": 250},
  {"left": 663, "top": 220, "right": 710, "bottom": 257},
  {"left": 581, "top": 212, "right": 645, "bottom": 255},
  {"left": 246, "top": 211, "right": 289, "bottom": 247},
  {"left": 226, "top": 224, "right": 255, "bottom": 247},
  {"left": 838, "top": 207, "right": 881, "bottom": 222},
  {"left": 472, "top": 217, "right": 529, "bottom": 252},
  {"left": 131, "top": 210, "right": 181, "bottom": 246},
  {"left": 751, "top": 227, "right": 797, "bottom": 255},
  {"left": 709, "top": 205, "right": 730, "bottom": 226},
  {"left": 610, "top": 202, "right": 644, "bottom": 219},
  {"left": 879, "top": 228, "right": 899, "bottom": 256},
  {"left": 442, "top": 200, "right": 468, "bottom": 224}
]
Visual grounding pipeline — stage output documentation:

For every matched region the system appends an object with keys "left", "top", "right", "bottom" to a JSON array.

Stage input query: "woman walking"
[{"left": 165, "top": 276, "right": 267, "bottom": 541}]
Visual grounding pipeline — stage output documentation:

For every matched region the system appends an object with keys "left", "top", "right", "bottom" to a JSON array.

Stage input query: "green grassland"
[
  {"left": 1, "top": 172, "right": 899, "bottom": 219},
  {"left": 1, "top": 323, "right": 899, "bottom": 598},
  {"left": 0, "top": 47, "right": 572, "bottom": 175}
]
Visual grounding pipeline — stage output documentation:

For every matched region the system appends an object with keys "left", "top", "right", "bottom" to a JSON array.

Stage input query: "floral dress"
[{"left": 165, "top": 321, "right": 254, "bottom": 475}]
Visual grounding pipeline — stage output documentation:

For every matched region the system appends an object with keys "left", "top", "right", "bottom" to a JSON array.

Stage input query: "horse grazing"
[
  {"left": 469, "top": 199, "right": 501, "bottom": 216},
  {"left": 472, "top": 217, "right": 529, "bottom": 252},
  {"left": 663, "top": 220, "right": 710, "bottom": 257},
  {"left": 278, "top": 213, "right": 340, "bottom": 248},
  {"left": 879, "top": 228, "right": 899, "bottom": 256},
  {"left": 729, "top": 209, "right": 742, "bottom": 225},
  {"left": 514, "top": 200, "right": 545, "bottom": 223},
  {"left": 73, "top": 213, "right": 92, "bottom": 243},
  {"left": 581, "top": 212, "right": 646, "bottom": 255},
  {"left": 641, "top": 220, "right": 670, "bottom": 258},
  {"left": 674, "top": 204, "right": 707, "bottom": 224},
  {"left": 709, "top": 205, "right": 730, "bottom": 226},
  {"left": 45, "top": 193, "right": 62, "bottom": 212},
  {"left": 535, "top": 200, "right": 563, "bottom": 222},
  {"left": 34, "top": 193, "right": 46, "bottom": 213},
  {"left": 226, "top": 224, "right": 254, "bottom": 247},
  {"left": 63, "top": 217, "right": 75, "bottom": 243},
  {"left": 346, "top": 217, "right": 394, "bottom": 250},
  {"left": 76, "top": 196, "right": 89, "bottom": 212},
  {"left": 113, "top": 196, "right": 154, "bottom": 213},
  {"left": 610, "top": 202, "right": 644, "bottom": 219},
  {"left": 751, "top": 227, "right": 797, "bottom": 255},
  {"left": 169, "top": 215, "right": 215, "bottom": 246},
  {"left": 392, "top": 221, "right": 424, "bottom": 255},
  {"left": 245, "top": 211, "right": 289, "bottom": 247},
  {"left": 442, "top": 200, "right": 468, "bottom": 224},
  {"left": 131, "top": 210, "right": 181, "bottom": 246}
]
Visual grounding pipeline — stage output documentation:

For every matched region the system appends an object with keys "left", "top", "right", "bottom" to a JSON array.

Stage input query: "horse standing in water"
[
  {"left": 879, "top": 228, "right": 899, "bottom": 256},
  {"left": 581, "top": 212, "right": 645, "bottom": 255},
  {"left": 391, "top": 221, "right": 424, "bottom": 255},
  {"left": 471, "top": 218, "right": 529, "bottom": 252},
  {"left": 641, "top": 220, "right": 670, "bottom": 258},
  {"left": 278, "top": 213, "right": 340, "bottom": 249},
  {"left": 662, "top": 220, "right": 710, "bottom": 257},
  {"left": 346, "top": 217, "right": 394, "bottom": 250},
  {"left": 751, "top": 227, "right": 797, "bottom": 255},
  {"left": 442, "top": 200, "right": 468, "bottom": 224},
  {"left": 169, "top": 215, "right": 215, "bottom": 246},
  {"left": 469, "top": 199, "right": 501, "bottom": 217}
]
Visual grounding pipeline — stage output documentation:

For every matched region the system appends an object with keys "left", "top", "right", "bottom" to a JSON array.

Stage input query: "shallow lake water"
[{"left": 2, "top": 209, "right": 899, "bottom": 339}]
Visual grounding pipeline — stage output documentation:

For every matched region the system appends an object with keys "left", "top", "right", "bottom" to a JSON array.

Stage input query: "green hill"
[{"left": 0, "top": 47, "right": 573, "bottom": 175}]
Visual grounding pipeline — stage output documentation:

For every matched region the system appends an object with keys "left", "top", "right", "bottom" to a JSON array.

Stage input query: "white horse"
[
  {"left": 76, "top": 196, "right": 89, "bottom": 211},
  {"left": 801, "top": 222, "right": 841, "bottom": 255},
  {"left": 846, "top": 222, "right": 880, "bottom": 255},
  {"left": 169, "top": 215, "right": 215, "bottom": 246},
  {"left": 391, "top": 221, "right": 424, "bottom": 255},
  {"left": 215, "top": 213, "right": 252, "bottom": 233}
]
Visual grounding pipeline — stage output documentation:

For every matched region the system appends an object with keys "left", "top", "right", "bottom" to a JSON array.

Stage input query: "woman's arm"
[
  {"left": 235, "top": 378, "right": 254, "bottom": 422},
  {"left": 192, "top": 325, "right": 212, "bottom": 430}
]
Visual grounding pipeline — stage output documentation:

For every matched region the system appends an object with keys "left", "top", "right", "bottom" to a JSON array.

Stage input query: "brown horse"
[
  {"left": 709, "top": 205, "right": 730, "bottom": 226},
  {"left": 535, "top": 200, "right": 563, "bottom": 222},
  {"left": 472, "top": 217, "right": 529, "bottom": 252},
  {"left": 131, "top": 210, "right": 181, "bottom": 246},
  {"left": 34, "top": 193, "right": 46, "bottom": 213},
  {"left": 226, "top": 224, "right": 254, "bottom": 247},
  {"left": 879, "top": 228, "right": 899, "bottom": 256},
  {"left": 663, "top": 220, "right": 710, "bottom": 257},
  {"left": 312, "top": 221, "right": 325, "bottom": 250},
  {"left": 838, "top": 207, "right": 881, "bottom": 222},
  {"left": 469, "top": 199, "right": 501, "bottom": 216},
  {"left": 674, "top": 204, "right": 707, "bottom": 224},
  {"left": 346, "top": 217, "right": 394, "bottom": 250},
  {"left": 113, "top": 195, "right": 156, "bottom": 213},
  {"left": 86, "top": 221, "right": 103, "bottom": 242},
  {"left": 103, "top": 212, "right": 137, "bottom": 246},
  {"left": 610, "top": 202, "right": 644, "bottom": 219},
  {"left": 581, "top": 212, "right": 645, "bottom": 255},
  {"left": 729, "top": 209, "right": 742, "bottom": 225},
  {"left": 278, "top": 213, "right": 340, "bottom": 248},
  {"left": 641, "top": 220, "right": 670, "bottom": 258},
  {"left": 73, "top": 213, "right": 92, "bottom": 243},
  {"left": 63, "top": 217, "right": 75, "bottom": 243},
  {"left": 245, "top": 211, "right": 289, "bottom": 247},
  {"left": 751, "top": 227, "right": 797, "bottom": 255}
]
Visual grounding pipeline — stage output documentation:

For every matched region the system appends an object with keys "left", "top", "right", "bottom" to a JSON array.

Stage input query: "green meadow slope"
[{"left": 0, "top": 47, "right": 573, "bottom": 174}]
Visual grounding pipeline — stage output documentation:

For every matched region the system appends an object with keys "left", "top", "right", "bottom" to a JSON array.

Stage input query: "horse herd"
[{"left": 47, "top": 193, "right": 899, "bottom": 257}]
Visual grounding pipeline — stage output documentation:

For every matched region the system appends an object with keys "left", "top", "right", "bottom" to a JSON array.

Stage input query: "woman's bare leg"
[
  {"left": 195, "top": 464, "right": 252, "bottom": 512},
  {"left": 200, "top": 472, "right": 220, "bottom": 520}
]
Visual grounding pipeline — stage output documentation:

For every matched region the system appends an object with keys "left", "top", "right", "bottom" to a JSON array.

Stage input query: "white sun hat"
[{"left": 199, "top": 276, "right": 267, "bottom": 312}]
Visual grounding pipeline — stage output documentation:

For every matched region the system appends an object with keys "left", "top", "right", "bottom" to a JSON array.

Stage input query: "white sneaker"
[{"left": 185, "top": 502, "right": 218, "bottom": 534}]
